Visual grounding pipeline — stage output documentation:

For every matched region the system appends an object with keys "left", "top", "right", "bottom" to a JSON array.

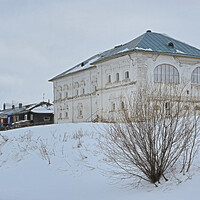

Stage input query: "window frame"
[
  {"left": 121, "top": 101, "right": 125, "bottom": 109},
  {"left": 125, "top": 71, "right": 129, "bottom": 79},
  {"left": 191, "top": 67, "right": 200, "bottom": 85},
  {"left": 112, "top": 103, "right": 115, "bottom": 110},
  {"left": 116, "top": 73, "right": 120, "bottom": 81},
  {"left": 44, "top": 117, "right": 50, "bottom": 121},
  {"left": 108, "top": 75, "right": 111, "bottom": 83},
  {"left": 154, "top": 64, "right": 179, "bottom": 84}
]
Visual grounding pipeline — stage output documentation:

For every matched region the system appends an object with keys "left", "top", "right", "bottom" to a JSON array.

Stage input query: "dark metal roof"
[
  {"left": 0, "top": 105, "right": 33, "bottom": 117},
  {"left": 0, "top": 102, "right": 53, "bottom": 117},
  {"left": 49, "top": 31, "right": 200, "bottom": 81}
]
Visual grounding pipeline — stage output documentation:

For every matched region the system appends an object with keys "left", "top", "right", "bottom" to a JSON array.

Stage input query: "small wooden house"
[{"left": 0, "top": 102, "right": 54, "bottom": 130}]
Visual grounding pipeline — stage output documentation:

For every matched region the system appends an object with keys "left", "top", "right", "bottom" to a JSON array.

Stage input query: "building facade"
[{"left": 50, "top": 31, "right": 200, "bottom": 123}]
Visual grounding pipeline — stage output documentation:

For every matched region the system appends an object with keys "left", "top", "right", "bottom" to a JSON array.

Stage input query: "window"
[
  {"left": 191, "top": 67, "right": 200, "bottom": 85},
  {"left": 184, "top": 105, "right": 189, "bottom": 110},
  {"left": 125, "top": 71, "right": 129, "bottom": 79},
  {"left": 75, "top": 89, "right": 78, "bottom": 96},
  {"left": 77, "top": 109, "right": 83, "bottom": 118},
  {"left": 64, "top": 104, "right": 69, "bottom": 111},
  {"left": 24, "top": 114, "right": 28, "bottom": 120},
  {"left": 153, "top": 105, "right": 161, "bottom": 110},
  {"left": 77, "top": 103, "right": 83, "bottom": 118},
  {"left": 195, "top": 105, "right": 200, "bottom": 110},
  {"left": 66, "top": 112, "right": 68, "bottom": 118},
  {"left": 74, "top": 82, "right": 79, "bottom": 88},
  {"left": 108, "top": 75, "right": 111, "bottom": 83},
  {"left": 57, "top": 86, "right": 62, "bottom": 100},
  {"left": 82, "top": 88, "right": 85, "bottom": 95},
  {"left": 44, "top": 117, "right": 50, "bottom": 121},
  {"left": 112, "top": 103, "right": 115, "bottom": 110},
  {"left": 30, "top": 114, "right": 33, "bottom": 121},
  {"left": 121, "top": 101, "right": 125, "bottom": 109},
  {"left": 165, "top": 102, "right": 170, "bottom": 115},
  {"left": 165, "top": 102, "right": 170, "bottom": 109},
  {"left": 8, "top": 117, "right": 10, "bottom": 124},
  {"left": 116, "top": 73, "right": 119, "bottom": 81},
  {"left": 65, "top": 92, "right": 68, "bottom": 98},
  {"left": 59, "top": 113, "right": 62, "bottom": 119},
  {"left": 154, "top": 64, "right": 179, "bottom": 84}
]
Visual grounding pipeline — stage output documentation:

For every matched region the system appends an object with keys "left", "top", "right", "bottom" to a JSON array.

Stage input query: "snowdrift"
[{"left": 0, "top": 123, "right": 200, "bottom": 200}]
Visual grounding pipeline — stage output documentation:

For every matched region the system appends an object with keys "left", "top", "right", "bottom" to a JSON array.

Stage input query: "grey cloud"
[{"left": 0, "top": 0, "right": 200, "bottom": 107}]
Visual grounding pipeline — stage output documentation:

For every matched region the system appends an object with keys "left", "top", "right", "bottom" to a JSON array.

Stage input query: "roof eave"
[
  {"left": 92, "top": 50, "right": 200, "bottom": 65},
  {"left": 49, "top": 65, "right": 96, "bottom": 82},
  {"left": 92, "top": 50, "right": 137, "bottom": 65}
]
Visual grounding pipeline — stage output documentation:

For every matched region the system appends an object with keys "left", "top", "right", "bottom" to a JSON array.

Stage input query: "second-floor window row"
[{"left": 107, "top": 71, "right": 130, "bottom": 83}]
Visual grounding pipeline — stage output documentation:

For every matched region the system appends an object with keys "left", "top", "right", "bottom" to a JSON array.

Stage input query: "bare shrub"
[
  {"left": 39, "top": 139, "right": 52, "bottom": 165},
  {"left": 0, "top": 134, "right": 8, "bottom": 156},
  {"left": 72, "top": 129, "right": 84, "bottom": 148},
  {"left": 100, "top": 84, "right": 200, "bottom": 186}
]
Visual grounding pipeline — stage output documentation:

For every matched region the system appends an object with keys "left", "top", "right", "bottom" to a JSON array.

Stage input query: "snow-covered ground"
[{"left": 0, "top": 123, "right": 200, "bottom": 200}]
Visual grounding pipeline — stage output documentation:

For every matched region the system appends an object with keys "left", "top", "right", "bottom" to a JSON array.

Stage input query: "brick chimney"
[
  {"left": 12, "top": 105, "right": 15, "bottom": 109},
  {"left": 19, "top": 103, "right": 22, "bottom": 108},
  {"left": 3, "top": 103, "right": 6, "bottom": 110}
]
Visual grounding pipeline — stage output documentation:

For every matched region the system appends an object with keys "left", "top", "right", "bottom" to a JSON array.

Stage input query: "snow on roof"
[
  {"left": 176, "top": 49, "right": 186, "bottom": 54},
  {"left": 49, "top": 55, "right": 100, "bottom": 81},
  {"left": 135, "top": 47, "right": 153, "bottom": 51},
  {"left": 0, "top": 102, "right": 54, "bottom": 116},
  {"left": 31, "top": 104, "right": 54, "bottom": 114},
  {"left": 12, "top": 120, "right": 30, "bottom": 125},
  {"left": 118, "top": 48, "right": 131, "bottom": 53}
]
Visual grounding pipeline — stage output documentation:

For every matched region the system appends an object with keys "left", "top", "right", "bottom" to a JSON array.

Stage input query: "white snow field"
[{"left": 0, "top": 123, "right": 200, "bottom": 200}]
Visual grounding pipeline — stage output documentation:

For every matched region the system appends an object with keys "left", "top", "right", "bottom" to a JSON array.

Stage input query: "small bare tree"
[{"left": 100, "top": 84, "right": 200, "bottom": 186}]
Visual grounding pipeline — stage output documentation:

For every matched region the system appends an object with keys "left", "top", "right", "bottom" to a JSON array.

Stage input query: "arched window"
[
  {"left": 121, "top": 101, "right": 125, "bottom": 109},
  {"left": 191, "top": 67, "right": 200, "bottom": 85},
  {"left": 116, "top": 73, "right": 119, "bottom": 81},
  {"left": 77, "top": 103, "right": 83, "bottom": 118},
  {"left": 154, "top": 64, "right": 179, "bottom": 84},
  {"left": 80, "top": 80, "right": 85, "bottom": 86},
  {"left": 125, "top": 71, "right": 129, "bottom": 79},
  {"left": 112, "top": 103, "right": 115, "bottom": 111},
  {"left": 82, "top": 88, "right": 85, "bottom": 94},
  {"left": 57, "top": 86, "right": 62, "bottom": 100},
  {"left": 75, "top": 89, "right": 78, "bottom": 96},
  {"left": 108, "top": 75, "right": 111, "bottom": 83},
  {"left": 66, "top": 112, "right": 68, "bottom": 118},
  {"left": 74, "top": 82, "right": 79, "bottom": 89},
  {"left": 63, "top": 84, "right": 69, "bottom": 91}
]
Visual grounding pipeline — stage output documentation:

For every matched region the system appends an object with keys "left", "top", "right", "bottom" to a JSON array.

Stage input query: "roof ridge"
[{"left": 133, "top": 32, "right": 147, "bottom": 47}]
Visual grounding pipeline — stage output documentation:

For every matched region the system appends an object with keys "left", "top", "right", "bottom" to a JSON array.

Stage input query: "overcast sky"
[{"left": 0, "top": 0, "right": 200, "bottom": 109}]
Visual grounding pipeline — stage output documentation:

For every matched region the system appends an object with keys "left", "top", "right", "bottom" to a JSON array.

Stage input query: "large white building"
[{"left": 49, "top": 30, "right": 200, "bottom": 123}]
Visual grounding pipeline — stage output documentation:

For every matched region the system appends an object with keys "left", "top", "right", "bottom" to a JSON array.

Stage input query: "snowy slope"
[{"left": 0, "top": 123, "right": 200, "bottom": 200}]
